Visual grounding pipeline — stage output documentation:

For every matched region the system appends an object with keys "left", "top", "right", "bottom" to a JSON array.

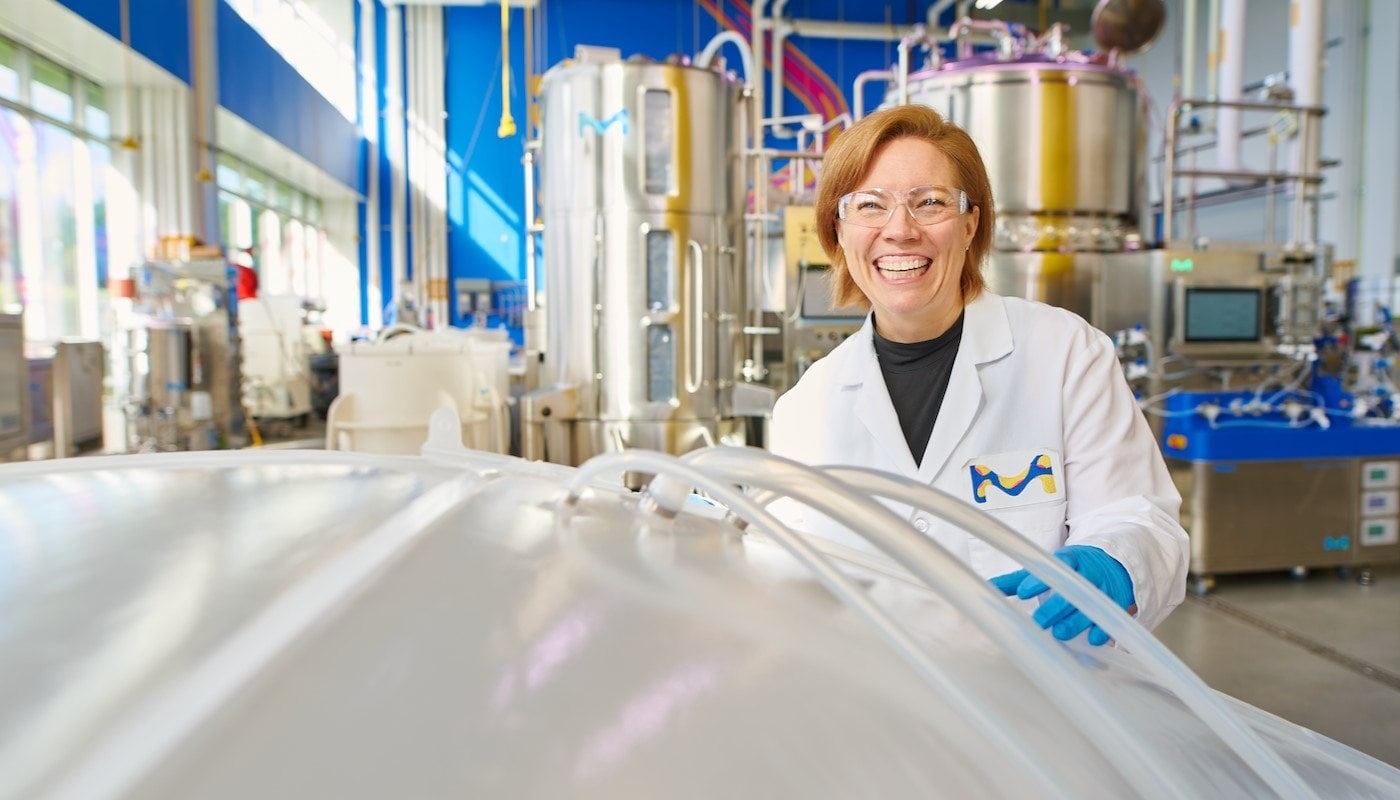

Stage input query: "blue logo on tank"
[
  {"left": 1322, "top": 535, "right": 1350, "bottom": 552},
  {"left": 578, "top": 109, "right": 630, "bottom": 137}
]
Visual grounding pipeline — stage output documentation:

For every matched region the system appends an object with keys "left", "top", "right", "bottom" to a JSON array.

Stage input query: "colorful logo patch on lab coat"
[{"left": 966, "top": 450, "right": 1063, "bottom": 509}]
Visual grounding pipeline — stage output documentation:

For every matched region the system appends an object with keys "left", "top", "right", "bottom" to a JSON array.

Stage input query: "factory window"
[
  {"left": 0, "top": 39, "right": 17, "bottom": 101},
  {"left": 33, "top": 121, "right": 80, "bottom": 337},
  {"left": 0, "top": 111, "right": 20, "bottom": 314},
  {"left": 244, "top": 168, "right": 269, "bottom": 205},
  {"left": 0, "top": 37, "right": 110, "bottom": 341},
  {"left": 90, "top": 140, "right": 109, "bottom": 291},
  {"left": 83, "top": 83, "right": 108, "bottom": 139},
  {"left": 216, "top": 153, "right": 242, "bottom": 191},
  {"left": 214, "top": 151, "right": 330, "bottom": 306},
  {"left": 30, "top": 56, "right": 74, "bottom": 124}
]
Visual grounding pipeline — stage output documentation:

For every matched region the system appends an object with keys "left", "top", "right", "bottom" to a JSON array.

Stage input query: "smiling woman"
[
  {"left": 769, "top": 104, "right": 1189, "bottom": 651},
  {"left": 832, "top": 139, "right": 978, "bottom": 344},
  {"left": 815, "top": 105, "right": 995, "bottom": 332}
]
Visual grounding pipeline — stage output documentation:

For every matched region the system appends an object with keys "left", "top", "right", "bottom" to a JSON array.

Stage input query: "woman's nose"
[{"left": 882, "top": 202, "right": 920, "bottom": 238}]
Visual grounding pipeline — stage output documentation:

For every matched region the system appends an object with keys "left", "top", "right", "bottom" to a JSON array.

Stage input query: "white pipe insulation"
[
  {"left": 1288, "top": 0, "right": 1324, "bottom": 180},
  {"left": 1216, "top": 0, "right": 1247, "bottom": 175},
  {"left": 1181, "top": 0, "right": 1197, "bottom": 101}
]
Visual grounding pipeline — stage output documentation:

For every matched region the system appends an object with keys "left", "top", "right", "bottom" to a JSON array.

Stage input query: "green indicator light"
[
  {"left": 1170, "top": 258, "right": 1195, "bottom": 272},
  {"left": 1372, "top": 470, "right": 1387, "bottom": 480}
]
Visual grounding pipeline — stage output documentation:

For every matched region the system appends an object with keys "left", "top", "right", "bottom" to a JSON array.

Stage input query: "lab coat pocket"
[{"left": 967, "top": 501, "right": 1068, "bottom": 579}]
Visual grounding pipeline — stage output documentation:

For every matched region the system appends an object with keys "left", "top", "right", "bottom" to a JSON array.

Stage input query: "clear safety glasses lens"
[{"left": 838, "top": 186, "right": 969, "bottom": 228}]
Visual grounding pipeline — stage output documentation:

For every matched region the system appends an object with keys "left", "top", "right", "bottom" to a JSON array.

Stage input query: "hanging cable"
[
  {"left": 118, "top": 0, "right": 139, "bottom": 150},
  {"left": 497, "top": 1, "right": 517, "bottom": 138}
]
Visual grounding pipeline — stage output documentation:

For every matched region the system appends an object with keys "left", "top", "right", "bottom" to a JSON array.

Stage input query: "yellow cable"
[{"left": 497, "top": 1, "right": 517, "bottom": 138}]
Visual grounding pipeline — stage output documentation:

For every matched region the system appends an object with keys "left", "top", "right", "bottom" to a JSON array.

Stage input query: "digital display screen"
[{"left": 1184, "top": 287, "right": 1262, "bottom": 342}]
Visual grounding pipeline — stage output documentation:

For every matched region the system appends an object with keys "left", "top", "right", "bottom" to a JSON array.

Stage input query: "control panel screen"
[{"left": 1184, "top": 287, "right": 1262, "bottom": 342}]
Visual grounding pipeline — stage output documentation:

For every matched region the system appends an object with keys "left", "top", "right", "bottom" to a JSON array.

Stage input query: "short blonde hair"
[{"left": 815, "top": 105, "right": 994, "bottom": 309}]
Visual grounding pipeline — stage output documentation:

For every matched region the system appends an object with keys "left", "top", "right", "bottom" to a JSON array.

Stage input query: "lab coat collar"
[{"left": 839, "top": 291, "right": 1014, "bottom": 480}]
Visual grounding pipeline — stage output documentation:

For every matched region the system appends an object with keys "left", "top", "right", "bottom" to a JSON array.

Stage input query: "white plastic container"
[{"left": 326, "top": 328, "right": 510, "bottom": 454}]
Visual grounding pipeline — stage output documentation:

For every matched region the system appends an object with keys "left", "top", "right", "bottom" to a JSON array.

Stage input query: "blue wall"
[
  {"left": 216, "top": 3, "right": 361, "bottom": 190},
  {"left": 57, "top": 0, "right": 191, "bottom": 83},
  {"left": 56, "top": 0, "right": 362, "bottom": 192},
  {"left": 442, "top": 1, "right": 944, "bottom": 335}
]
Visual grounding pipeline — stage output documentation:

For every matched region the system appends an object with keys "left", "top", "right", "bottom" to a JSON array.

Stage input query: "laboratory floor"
[{"left": 1154, "top": 564, "right": 1400, "bottom": 768}]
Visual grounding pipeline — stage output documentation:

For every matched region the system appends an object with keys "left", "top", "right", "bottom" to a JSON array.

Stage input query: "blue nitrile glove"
[{"left": 989, "top": 545, "right": 1135, "bottom": 646}]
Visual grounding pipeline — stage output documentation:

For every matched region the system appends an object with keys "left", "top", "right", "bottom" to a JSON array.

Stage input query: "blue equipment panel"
[{"left": 1160, "top": 390, "right": 1400, "bottom": 462}]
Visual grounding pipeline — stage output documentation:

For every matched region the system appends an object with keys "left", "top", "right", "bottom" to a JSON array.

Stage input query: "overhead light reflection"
[{"left": 571, "top": 659, "right": 724, "bottom": 784}]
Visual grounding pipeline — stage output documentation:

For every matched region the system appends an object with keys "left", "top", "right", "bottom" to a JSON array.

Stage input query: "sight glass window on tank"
[
  {"left": 646, "top": 324, "right": 676, "bottom": 402},
  {"left": 642, "top": 89, "right": 674, "bottom": 195},
  {"left": 646, "top": 229, "right": 675, "bottom": 312}
]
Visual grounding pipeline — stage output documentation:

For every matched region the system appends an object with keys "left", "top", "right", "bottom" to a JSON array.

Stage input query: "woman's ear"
[{"left": 964, "top": 205, "right": 981, "bottom": 245}]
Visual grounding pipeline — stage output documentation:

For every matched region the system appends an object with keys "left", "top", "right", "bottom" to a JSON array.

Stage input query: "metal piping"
[
  {"left": 949, "top": 18, "right": 1015, "bottom": 62},
  {"left": 770, "top": 0, "right": 794, "bottom": 137},
  {"left": 1182, "top": 0, "right": 1198, "bottom": 100},
  {"left": 1206, "top": 0, "right": 1221, "bottom": 100},
  {"left": 786, "top": 18, "right": 916, "bottom": 42},
  {"left": 741, "top": 0, "right": 773, "bottom": 381},
  {"left": 896, "top": 25, "right": 941, "bottom": 107},
  {"left": 1288, "top": 0, "right": 1324, "bottom": 234},
  {"left": 751, "top": 0, "right": 769, "bottom": 148},
  {"left": 852, "top": 69, "right": 895, "bottom": 120},
  {"left": 697, "top": 31, "right": 756, "bottom": 83},
  {"left": 1216, "top": 0, "right": 1247, "bottom": 176},
  {"left": 926, "top": 0, "right": 960, "bottom": 29},
  {"left": 523, "top": 141, "right": 540, "bottom": 311}
]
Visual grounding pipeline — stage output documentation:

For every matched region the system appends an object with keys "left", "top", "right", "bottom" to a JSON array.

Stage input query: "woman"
[{"left": 769, "top": 105, "right": 1187, "bottom": 645}]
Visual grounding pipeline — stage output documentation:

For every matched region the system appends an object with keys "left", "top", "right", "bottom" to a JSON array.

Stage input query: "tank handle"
[{"left": 686, "top": 239, "right": 705, "bottom": 394}]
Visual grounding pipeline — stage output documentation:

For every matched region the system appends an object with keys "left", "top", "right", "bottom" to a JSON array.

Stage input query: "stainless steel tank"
[
  {"left": 128, "top": 323, "right": 193, "bottom": 410},
  {"left": 530, "top": 51, "right": 748, "bottom": 464},
  {"left": 905, "top": 59, "right": 1144, "bottom": 243},
  {"left": 898, "top": 57, "right": 1147, "bottom": 314}
]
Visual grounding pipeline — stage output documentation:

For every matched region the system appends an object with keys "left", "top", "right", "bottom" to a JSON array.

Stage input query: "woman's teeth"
[{"left": 876, "top": 257, "right": 930, "bottom": 275}]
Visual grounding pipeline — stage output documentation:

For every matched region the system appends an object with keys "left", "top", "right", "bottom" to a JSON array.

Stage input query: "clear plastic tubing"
[
  {"left": 819, "top": 463, "right": 1317, "bottom": 800},
  {"left": 564, "top": 449, "right": 1075, "bottom": 800},
  {"left": 682, "top": 446, "right": 1276, "bottom": 800}
]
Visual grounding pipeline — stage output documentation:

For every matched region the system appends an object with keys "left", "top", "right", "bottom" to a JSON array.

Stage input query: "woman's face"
[{"left": 836, "top": 137, "right": 979, "bottom": 343}]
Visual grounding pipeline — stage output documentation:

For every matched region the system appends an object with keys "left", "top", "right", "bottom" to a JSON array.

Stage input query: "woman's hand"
[{"left": 990, "top": 545, "right": 1136, "bottom": 646}]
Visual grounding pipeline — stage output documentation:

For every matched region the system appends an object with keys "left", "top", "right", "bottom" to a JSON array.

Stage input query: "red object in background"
[
  {"left": 236, "top": 263, "right": 259, "bottom": 300},
  {"left": 109, "top": 277, "right": 136, "bottom": 298}
]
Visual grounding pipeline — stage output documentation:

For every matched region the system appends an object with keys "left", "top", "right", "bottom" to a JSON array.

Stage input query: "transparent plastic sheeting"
[{"left": 1, "top": 447, "right": 1398, "bottom": 799}]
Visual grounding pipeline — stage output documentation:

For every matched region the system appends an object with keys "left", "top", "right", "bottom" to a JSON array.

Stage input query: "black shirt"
[{"left": 872, "top": 311, "right": 965, "bottom": 468}]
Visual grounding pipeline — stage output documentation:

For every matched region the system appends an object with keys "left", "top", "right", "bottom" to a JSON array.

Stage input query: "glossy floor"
[{"left": 1155, "top": 565, "right": 1400, "bottom": 768}]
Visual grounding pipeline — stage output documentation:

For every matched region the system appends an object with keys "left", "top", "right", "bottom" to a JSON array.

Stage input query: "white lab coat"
[{"left": 769, "top": 291, "right": 1188, "bottom": 630}]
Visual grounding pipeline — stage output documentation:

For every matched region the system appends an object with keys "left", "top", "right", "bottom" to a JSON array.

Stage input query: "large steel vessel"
[
  {"left": 899, "top": 55, "right": 1146, "bottom": 314},
  {"left": 529, "top": 50, "right": 749, "bottom": 464},
  {"left": 884, "top": 11, "right": 1162, "bottom": 318},
  {"left": 905, "top": 60, "right": 1144, "bottom": 247}
]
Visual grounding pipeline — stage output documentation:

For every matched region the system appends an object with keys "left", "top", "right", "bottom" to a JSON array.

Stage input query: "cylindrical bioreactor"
[
  {"left": 128, "top": 323, "right": 193, "bottom": 411},
  {"left": 892, "top": 49, "right": 1149, "bottom": 316},
  {"left": 533, "top": 51, "right": 749, "bottom": 463}
]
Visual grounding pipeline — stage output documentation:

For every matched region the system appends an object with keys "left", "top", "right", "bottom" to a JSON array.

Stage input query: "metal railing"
[{"left": 1163, "top": 97, "right": 1326, "bottom": 250}]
